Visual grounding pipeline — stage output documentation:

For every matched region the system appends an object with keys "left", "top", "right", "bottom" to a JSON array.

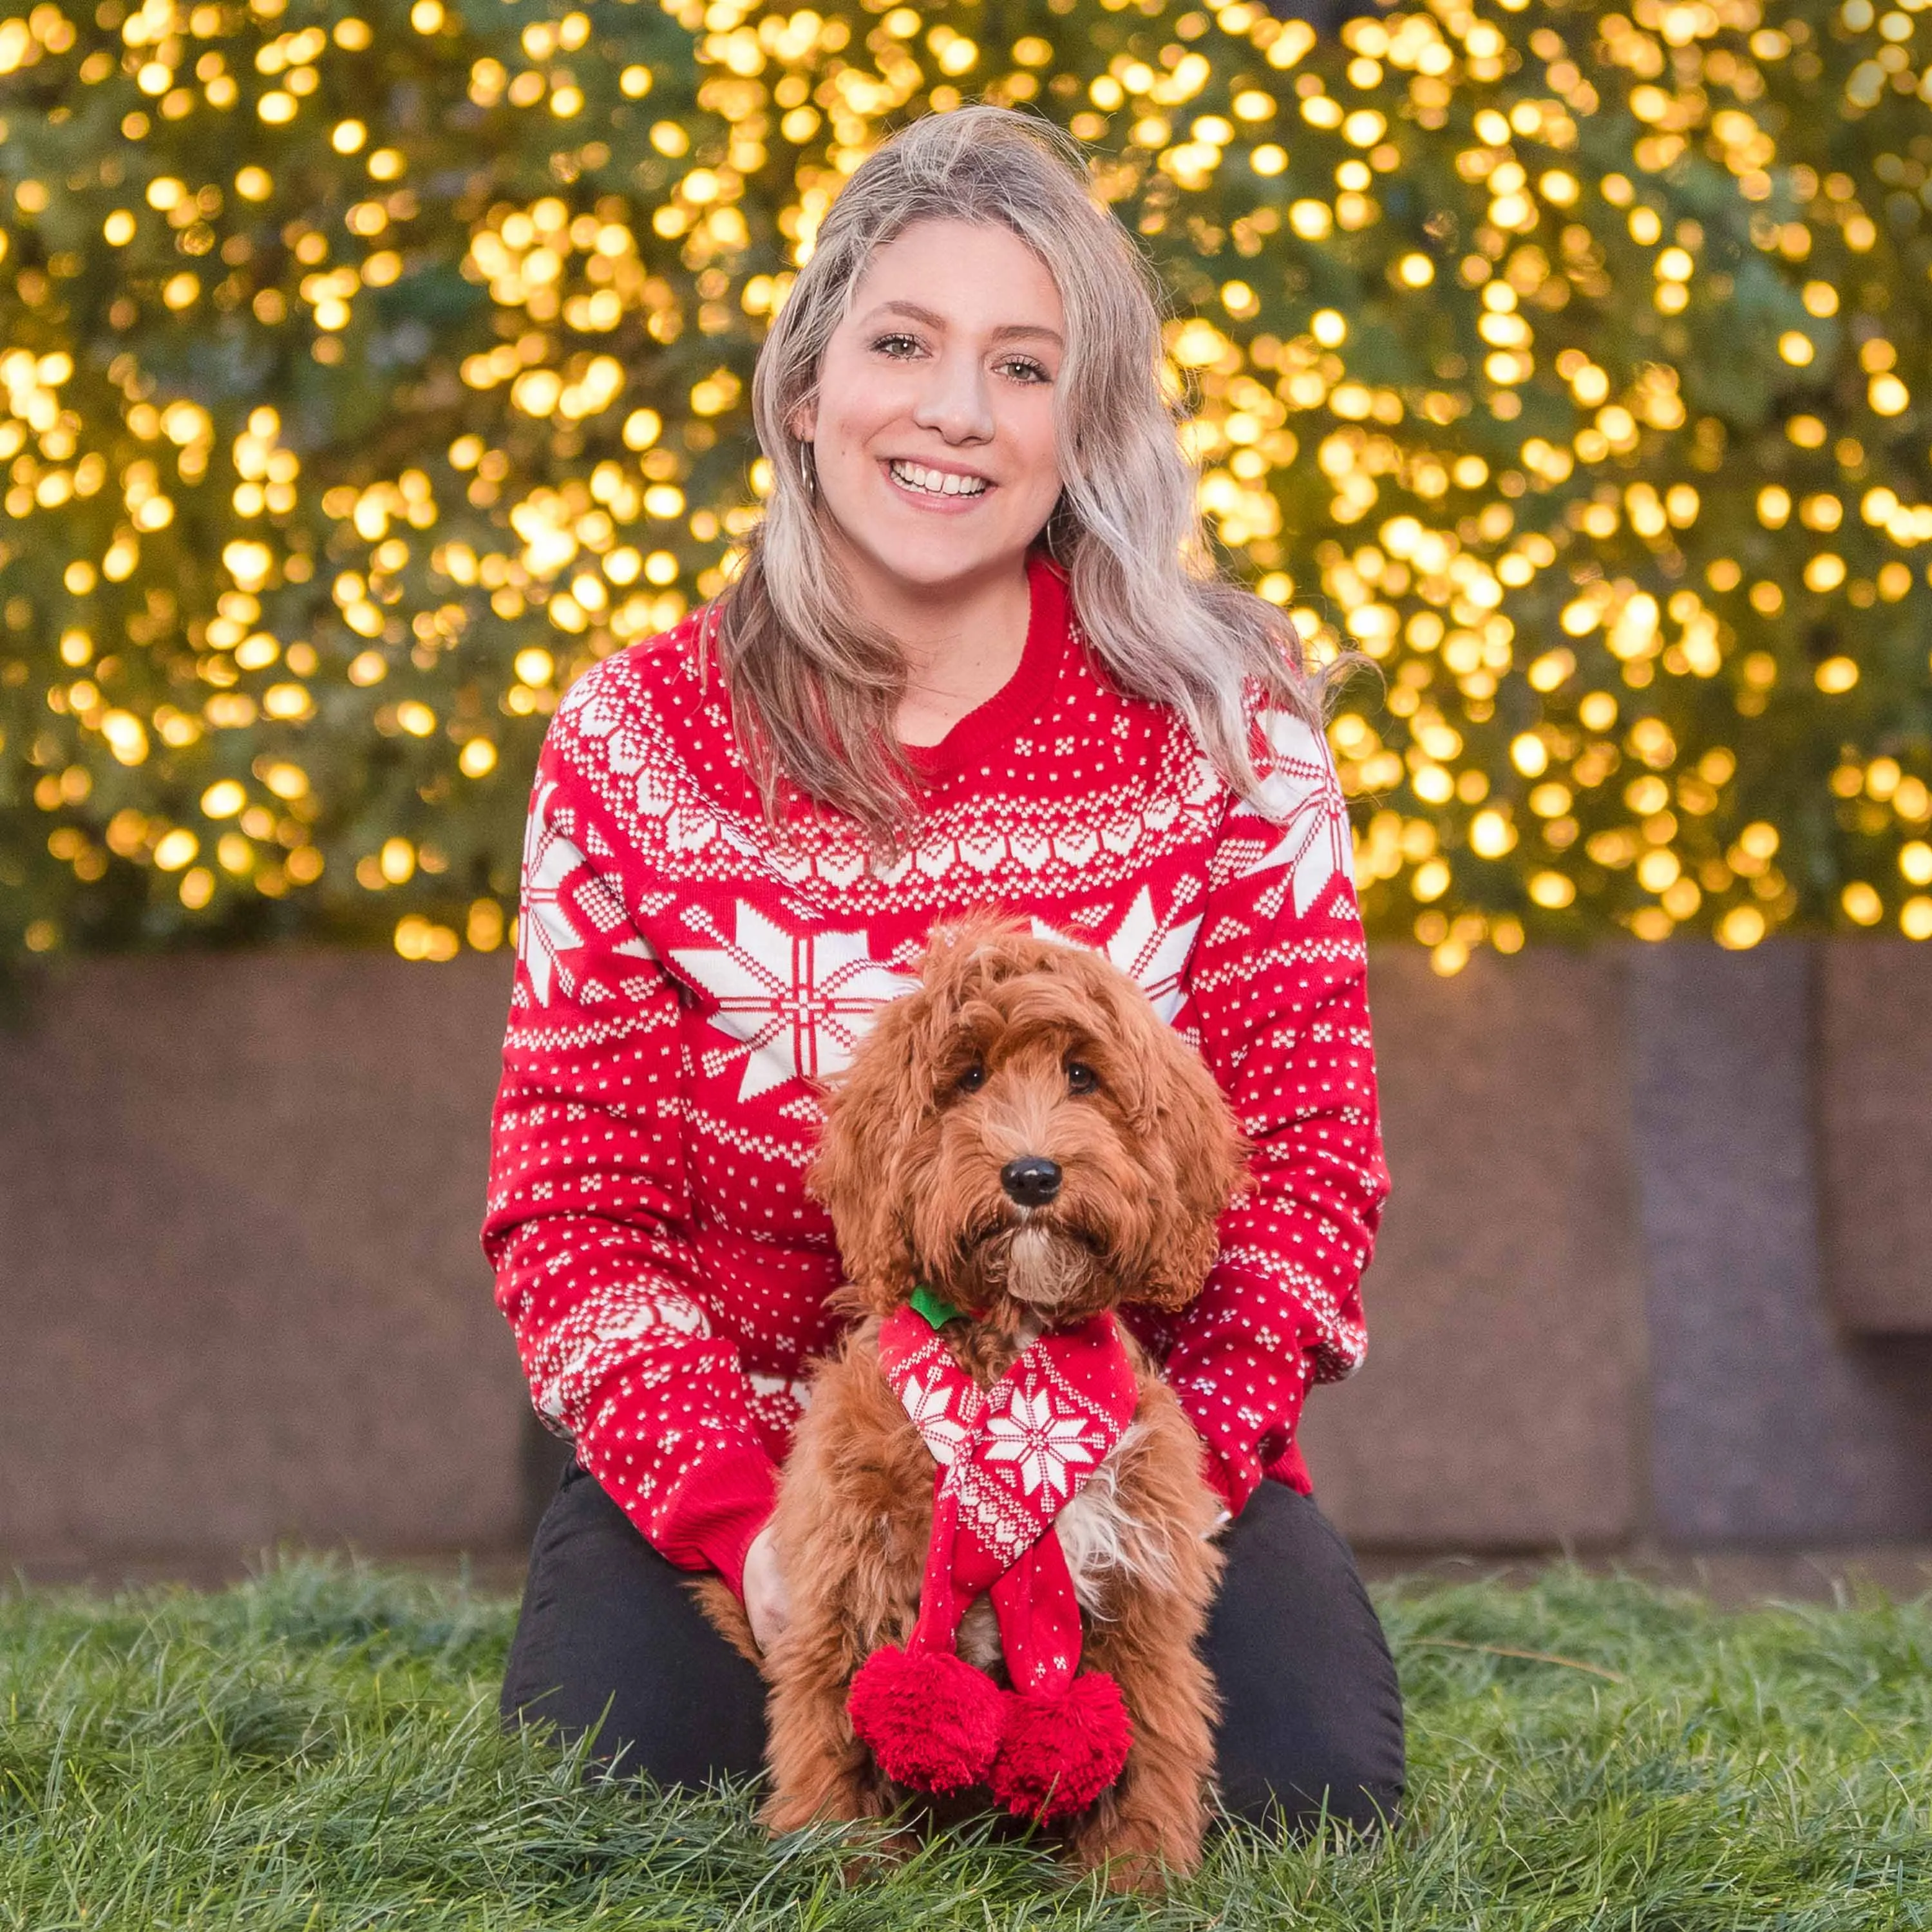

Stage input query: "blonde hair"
[{"left": 716, "top": 104, "right": 1334, "bottom": 842}]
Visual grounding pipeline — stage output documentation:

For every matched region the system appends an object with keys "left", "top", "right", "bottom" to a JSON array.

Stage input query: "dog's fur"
[{"left": 698, "top": 918, "right": 1247, "bottom": 1889}]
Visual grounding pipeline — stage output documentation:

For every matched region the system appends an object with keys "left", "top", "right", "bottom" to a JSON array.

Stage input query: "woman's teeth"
[{"left": 891, "top": 460, "right": 988, "bottom": 498}]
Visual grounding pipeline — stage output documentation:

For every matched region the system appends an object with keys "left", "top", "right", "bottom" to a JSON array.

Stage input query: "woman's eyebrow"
[{"left": 859, "top": 298, "right": 1063, "bottom": 346}]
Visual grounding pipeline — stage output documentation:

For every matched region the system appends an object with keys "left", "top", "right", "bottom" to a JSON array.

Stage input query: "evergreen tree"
[{"left": 1, "top": 0, "right": 1928, "bottom": 976}]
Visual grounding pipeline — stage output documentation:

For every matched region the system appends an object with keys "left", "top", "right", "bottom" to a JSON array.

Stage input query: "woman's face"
[{"left": 796, "top": 218, "right": 1066, "bottom": 602}]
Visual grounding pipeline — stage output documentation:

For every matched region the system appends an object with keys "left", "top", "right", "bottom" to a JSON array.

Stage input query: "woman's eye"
[
  {"left": 999, "top": 356, "right": 1051, "bottom": 385},
  {"left": 1066, "top": 1061, "right": 1097, "bottom": 1094},
  {"left": 872, "top": 332, "right": 923, "bottom": 359},
  {"left": 957, "top": 1063, "right": 986, "bottom": 1094}
]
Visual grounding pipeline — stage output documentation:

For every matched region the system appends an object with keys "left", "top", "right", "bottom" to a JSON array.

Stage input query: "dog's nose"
[{"left": 1001, "top": 1156, "right": 1061, "bottom": 1206}]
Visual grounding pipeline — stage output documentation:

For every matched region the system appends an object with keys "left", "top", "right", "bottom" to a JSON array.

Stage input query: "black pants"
[{"left": 502, "top": 1461, "right": 1405, "bottom": 1832}]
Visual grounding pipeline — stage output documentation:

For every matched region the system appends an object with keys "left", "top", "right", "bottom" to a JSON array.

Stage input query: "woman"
[{"left": 486, "top": 106, "right": 1403, "bottom": 1832}]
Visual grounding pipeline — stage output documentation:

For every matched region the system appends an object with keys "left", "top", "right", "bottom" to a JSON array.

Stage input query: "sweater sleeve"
[
  {"left": 1163, "top": 706, "right": 1390, "bottom": 1519},
  {"left": 482, "top": 724, "right": 777, "bottom": 1597}
]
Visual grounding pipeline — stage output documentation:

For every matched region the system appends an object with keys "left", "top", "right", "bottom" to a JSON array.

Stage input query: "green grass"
[{"left": 2, "top": 1560, "right": 1929, "bottom": 1930}]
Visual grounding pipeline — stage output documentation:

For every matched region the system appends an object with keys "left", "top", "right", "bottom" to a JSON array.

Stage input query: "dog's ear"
[
  {"left": 813, "top": 918, "right": 1024, "bottom": 1313},
  {"left": 809, "top": 986, "right": 933, "bottom": 1315},
  {"left": 1123, "top": 998, "right": 1250, "bottom": 1314}
]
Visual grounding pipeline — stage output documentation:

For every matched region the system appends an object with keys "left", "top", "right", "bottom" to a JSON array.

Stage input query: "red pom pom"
[
  {"left": 848, "top": 1645, "right": 1004, "bottom": 1794},
  {"left": 989, "top": 1672, "right": 1133, "bottom": 1822}
]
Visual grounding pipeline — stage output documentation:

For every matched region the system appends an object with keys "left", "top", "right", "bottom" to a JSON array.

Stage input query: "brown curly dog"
[{"left": 698, "top": 916, "right": 1247, "bottom": 1889}]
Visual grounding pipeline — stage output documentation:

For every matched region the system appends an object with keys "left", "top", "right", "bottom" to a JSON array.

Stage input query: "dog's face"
[{"left": 811, "top": 918, "right": 1247, "bottom": 1330}]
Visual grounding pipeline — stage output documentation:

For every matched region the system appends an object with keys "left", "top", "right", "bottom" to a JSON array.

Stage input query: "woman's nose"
[{"left": 911, "top": 351, "right": 995, "bottom": 444}]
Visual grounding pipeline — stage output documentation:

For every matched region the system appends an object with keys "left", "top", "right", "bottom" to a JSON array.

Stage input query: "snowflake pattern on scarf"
[{"left": 885, "top": 1316, "right": 1134, "bottom": 1570}]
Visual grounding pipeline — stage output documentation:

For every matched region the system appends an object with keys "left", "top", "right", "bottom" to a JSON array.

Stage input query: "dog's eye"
[
  {"left": 957, "top": 1063, "right": 986, "bottom": 1094},
  {"left": 1066, "top": 1061, "right": 1098, "bottom": 1095}
]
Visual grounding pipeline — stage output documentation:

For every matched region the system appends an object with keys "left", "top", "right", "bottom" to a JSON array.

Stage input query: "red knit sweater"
[{"left": 483, "top": 556, "right": 1388, "bottom": 1597}]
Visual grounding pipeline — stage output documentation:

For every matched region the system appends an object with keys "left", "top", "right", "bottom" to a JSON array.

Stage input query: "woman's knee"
[
  {"left": 500, "top": 1461, "right": 768, "bottom": 1788},
  {"left": 1218, "top": 1754, "right": 1404, "bottom": 1838},
  {"left": 1206, "top": 1481, "right": 1406, "bottom": 1837}
]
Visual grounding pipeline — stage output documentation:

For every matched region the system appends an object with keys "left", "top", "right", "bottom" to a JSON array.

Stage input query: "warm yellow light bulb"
[
  {"left": 1842, "top": 882, "right": 1884, "bottom": 927},
  {"left": 1718, "top": 906, "right": 1766, "bottom": 951},
  {"left": 153, "top": 829, "right": 199, "bottom": 871},
  {"left": 1469, "top": 811, "right": 1516, "bottom": 859}
]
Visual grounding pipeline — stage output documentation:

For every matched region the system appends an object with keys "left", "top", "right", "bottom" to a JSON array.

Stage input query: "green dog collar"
[{"left": 909, "top": 1282, "right": 963, "bottom": 1331}]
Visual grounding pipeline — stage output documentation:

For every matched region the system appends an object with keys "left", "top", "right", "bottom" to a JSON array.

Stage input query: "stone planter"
[{"left": 4, "top": 939, "right": 1929, "bottom": 1572}]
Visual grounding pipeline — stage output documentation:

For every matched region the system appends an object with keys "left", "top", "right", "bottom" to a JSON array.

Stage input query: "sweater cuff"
[
  {"left": 1198, "top": 1440, "right": 1249, "bottom": 1526},
  {"left": 672, "top": 1446, "right": 781, "bottom": 1601}
]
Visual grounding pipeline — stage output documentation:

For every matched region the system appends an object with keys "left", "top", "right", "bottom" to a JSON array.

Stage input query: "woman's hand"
[{"left": 743, "top": 1521, "right": 792, "bottom": 1654}]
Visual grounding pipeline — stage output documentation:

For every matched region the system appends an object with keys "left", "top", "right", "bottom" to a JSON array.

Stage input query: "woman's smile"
[{"left": 884, "top": 456, "right": 994, "bottom": 506}]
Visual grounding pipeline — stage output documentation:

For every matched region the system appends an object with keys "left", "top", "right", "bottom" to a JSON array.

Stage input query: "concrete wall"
[
  {"left": 3, "top": 939, "right": 1929, "bottom": 1571},
  {"left": 1818, "top": 941, "right": 1932, "bottom": 1334},
  {"left": 0, "top": 955, "right": 526, "bottom": 1569},
  {"left": 1300, "top": 939, "right": 1932, "bottom": 1549},
  {"left": 1627, "top": 945, "right": 1932, "bottom": 1544},
  {"left": 1294, "top": 947, "right": 1649, "bottom": 1548}
]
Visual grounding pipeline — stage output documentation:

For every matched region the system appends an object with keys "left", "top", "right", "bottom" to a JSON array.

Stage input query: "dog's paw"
[
  {"left": 761, "top": 1768, "right": 887, "bottom": 1837},
  {"left": 687, "top": 1576, "right": 762, "bottom": 1668},
  {"left": 1068, "top": 1806, "right": 1204, "bottom": 1893},
  {"left": 837, "top": 1826, "right": 922, "bottom": 1886}
]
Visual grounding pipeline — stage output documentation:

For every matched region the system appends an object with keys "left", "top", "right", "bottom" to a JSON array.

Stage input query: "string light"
[{"left": 1, "top": 0, "right": 1928, "bottom": 974}]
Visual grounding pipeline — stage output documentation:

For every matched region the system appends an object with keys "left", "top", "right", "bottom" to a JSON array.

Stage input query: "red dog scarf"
[{"left": 846, "top": 1300, "right": 1139, "bottom": 1820}]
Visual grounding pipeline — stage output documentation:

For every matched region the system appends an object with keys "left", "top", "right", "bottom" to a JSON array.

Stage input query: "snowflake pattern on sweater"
[{"left": 482, "top": 556, "right": 1389, "bottom": 1596}]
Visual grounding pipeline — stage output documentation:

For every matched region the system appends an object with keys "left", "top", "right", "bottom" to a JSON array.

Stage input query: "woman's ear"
[
  {"left": 787, "top": 401, "right": 817, "bottom": 444},
  {"left": 808, "top": 990, "right": 929, "bottom": 1314}
]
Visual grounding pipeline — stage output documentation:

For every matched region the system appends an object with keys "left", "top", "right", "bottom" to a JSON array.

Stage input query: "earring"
[
  {"left": 1043, "top": 500, "right": 1071, "bottom": 566},
  {"left": 798, "top": 439, "right": 814, "bottom": 498}
]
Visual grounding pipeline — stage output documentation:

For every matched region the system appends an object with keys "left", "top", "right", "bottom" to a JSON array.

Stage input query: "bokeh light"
[{"left": 1, "top": 0, "right": 1930, "bottom": 975}]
